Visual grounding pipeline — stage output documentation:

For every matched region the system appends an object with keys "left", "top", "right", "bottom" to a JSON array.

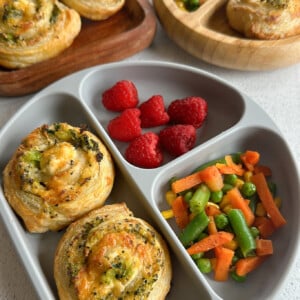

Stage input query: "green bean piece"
[
  {"left": 189, "top": 184, "right": 211, "bottom": 214},
  {"left": 197, "top": 232, "right": 208, "bottom": 241},
  {"left": 210, "top": 190, "right": 223, "bottom": 203},
  {"left": 248, "top": 194, "right": 258, "bottom": 213},
  {"left": 169, "top": 177, "right": 178, "bottom": 189},
  {"left": 231, "top": 271, "right": 246, "bottom": 282},
  {"left": 214, "top": 213, "right": 229, "bottom": 230},
  {"left": 224, "top": 174, "right": 238, "bottom": 186},
  {"left": 184, "top": 190, "right": 193, "bottom": 203},
  {"left": 241, "top": 182, "right": 256, "bottom": 198},
  {"left": 179, "top": 211, "right": 209, "bottom": 247},
  {"left": 268, "top": 181, "right": 277, "bottom": 197},
  {"left": 228, "top": 209, "right": 256, "bottom": 257},
  {"left": 193, "top": 152, "right": 242, "bottom": 172},
  {"left": 196, "top": 258, "right": 212, "bottom": 274}
]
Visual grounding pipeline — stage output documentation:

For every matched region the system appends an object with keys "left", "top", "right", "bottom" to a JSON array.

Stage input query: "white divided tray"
[{"left": 0, "top": 61, "right": 299, "bottom": 300}]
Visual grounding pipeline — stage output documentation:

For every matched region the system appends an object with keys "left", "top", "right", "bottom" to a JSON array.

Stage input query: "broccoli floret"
[{"left": 260, "top": 0, "right": 289, "bottom": 9}]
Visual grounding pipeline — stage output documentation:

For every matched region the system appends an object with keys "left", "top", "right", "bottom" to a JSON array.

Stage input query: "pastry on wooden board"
[
  {"left": 54, "top": 202, "right": 172, "bottom": 300},
  {"left": 226, "top": 0, "right": 300, "bottom": 39},
  {"left": 61, "top": 0, "right": 126, "bottom": 20},
  {"left": 0, "top": 0, "right": 81, "bottom": 69},
  {"left": 3, "top": 122, "right": 115, "bottom": 233}
]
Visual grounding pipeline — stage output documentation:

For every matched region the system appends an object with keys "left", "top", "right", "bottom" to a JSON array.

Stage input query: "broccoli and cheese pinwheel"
[
  {"left": 226, "top": 0, "right": 300, "bottom": 40},
  {"left": 3, "top": 123, "right": 115, "bottom": 233},
  {"left": 0, "top": 0, "right": 81, "bottom": 69},
  {"left": 61, "top": 0, "right": 125, "bottom": 20},
  {"left": 54, "top": 203, "right": 172, "bottom": 300}
]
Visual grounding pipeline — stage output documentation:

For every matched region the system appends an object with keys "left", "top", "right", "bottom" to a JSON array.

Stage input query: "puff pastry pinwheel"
[
  {"left": 3, "top": 122, "right": 115, "bottom": 233},
  {"left": 61, "top": 0, "right": 125, "bottom": 20},
  {"left": 0, "top": 0, "right": 81, "bottom": 69},
  {"left": 226, "top": 0, "right": 300, "bottom": 40},
  {"left": 54, "top": 203, "right": 172, "bottom": 300}
]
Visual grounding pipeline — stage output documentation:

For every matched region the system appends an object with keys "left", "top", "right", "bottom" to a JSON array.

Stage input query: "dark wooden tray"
[{"left": 0, "top": 0, "right": 157, "bottom": 97}]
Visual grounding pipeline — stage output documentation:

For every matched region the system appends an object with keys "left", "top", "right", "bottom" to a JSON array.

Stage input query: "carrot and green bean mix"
[{"left": 162, "top": 150, "right": 287, "bottom": 282}]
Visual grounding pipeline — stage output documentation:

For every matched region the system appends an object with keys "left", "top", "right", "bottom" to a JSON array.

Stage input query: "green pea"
[
  {"left": 214, "top": 213, "right": 229, "bottom": 230},
  {"left": 250, "top": 226, "right": 260, "bottom": 239},
  {"left": 224, "top": 174, "right": 238, "bottom": 186},
  {"left": 184, "top": 0, "right": 200, "bottom": 11},
  {"left": 191, "top": 252, "right": 204, "bottom": 260},
  {"left": 196, "top": 258, "right": 212, "bottom": 274},
  {"left": 241, "top": 182, "right": 256, "bottom": 198},
  {"left": 210, "top": 190, "right": 223, "bottom": 203},
  {"left": 222, "top": 183, "right": 233, "bottom": 194}
]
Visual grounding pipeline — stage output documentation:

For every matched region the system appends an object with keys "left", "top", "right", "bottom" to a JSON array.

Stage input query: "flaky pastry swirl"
[
  {"left": 3, "top": 123, "right": 114, "bottom": 233},
  {"left": 0, "top": 0, "right": 81, "bottom": 69},
  {"left": 61, "top": 0, "right": 125, "bottom": 20},
  {"left": 54, "top": 203, "right": 172, "bottom": 300}
]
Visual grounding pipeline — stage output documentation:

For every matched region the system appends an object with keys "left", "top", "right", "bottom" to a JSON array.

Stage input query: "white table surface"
[{"left": 0, "top": 14, "right": 300, "bottom": 300}]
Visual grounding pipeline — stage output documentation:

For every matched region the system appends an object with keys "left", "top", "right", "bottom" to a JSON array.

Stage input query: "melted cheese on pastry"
[
  {"left": 61, "top": 0, "right": 125, "bottom": 20},
  {"left": 3, "top": 123, "right": 115, "bottom": 232},
  {"left": 226, "top": 0, "right": 300, "bottom": 39},
  {"left": 0, "top": 0, "right": 81, "bottom": 69},
  {"left": 54, "top": 203, "right": 172, "bottom": 300}
]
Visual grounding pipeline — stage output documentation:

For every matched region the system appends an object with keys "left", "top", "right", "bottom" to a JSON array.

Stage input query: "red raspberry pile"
[{"left": 102, "top": 80, "right": 208, "bottom": 168}]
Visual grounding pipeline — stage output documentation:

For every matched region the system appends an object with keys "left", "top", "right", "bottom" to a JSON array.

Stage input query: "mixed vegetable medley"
[{"left": 162, "top": 150, "right": 287, "bottom": 282}]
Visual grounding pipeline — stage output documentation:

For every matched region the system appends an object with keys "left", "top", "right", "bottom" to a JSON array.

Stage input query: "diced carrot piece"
[
  {"left": 214, "top": 247, "right": 235, "bottom": 281},
  {"left": 253, "top": 216, "right": 275, "bottom": 238},
  {"left": 226, "top": 187, "right": 255, "bottom": 226},
  {"left": 171, "top": 196, "right": 189, "bottom": 229},
  {"left": 216, "top": 155, "right": 245, "bottom": 176},
  {"left": 241, "top": 151, "right": 260, "bottom": 171},
  {"left": 235, "top": 256, "right": 267, "bottom": 277},
  {"left": 205, "top": 204, "right": 222, "bottom": 216},
  {"left": 207, "top": 215, "right": 218, "bottom": 234},
  {"left": 171, "top": 172, "right": 202, "bottom": 194},
  {"left": 198, "top": 165, "right": 224, "bottom": 192},
  {"left": 256, "top": 239, "right": 273, "bottom": 256},
  {"left": 251, "top": 173, "right": 287, "bottom": 229},
  {"left": 253, "top": 165, "right": 272, "bottom": 176},
  {"left": 187, "top": 231, "right": 234, "bottom": 255}
]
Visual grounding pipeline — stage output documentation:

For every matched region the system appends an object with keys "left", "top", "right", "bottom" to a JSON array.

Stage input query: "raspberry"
[
  {"left": 102, "top": 80, "right": 139, "bottom": 111},
  {"left": 159, "top": 124, "right": 196, "bottom": 157},
  {"left": 107, "top": 108, "right": 141, "bottom": 142},
  {"left": 139, "top": 95, "right": 170, "bottom": 128},
  {"left": 167, "top": 96, "right": 208, "bottom": 128},
  {"left": 125, "top": 132, "right": 163, "bottom": 168}
]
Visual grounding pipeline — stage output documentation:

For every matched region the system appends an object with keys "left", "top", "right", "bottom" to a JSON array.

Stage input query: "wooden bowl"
[
  {"left": 0, "top": 0, "right": 156, "bottom": 97},
  {"left": 153, "top": 0, "right": 300, "bottom": 71}
]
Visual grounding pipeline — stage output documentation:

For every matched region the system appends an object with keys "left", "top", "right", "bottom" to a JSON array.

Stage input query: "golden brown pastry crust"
[
  {"left": 0, "top": 0, "right": 81, "bottom": 69},
  {"left": 54, "top": 203, "right": 172, "bottom": 300},
  {"left": 3, "top": 123, "right": 114, "bottom": 233},
  {"left": 226, "top": 0, "right": 300, "bottom": 39},
  {"left": 61, "top": 0, "right": 125, "bottom": 20}
]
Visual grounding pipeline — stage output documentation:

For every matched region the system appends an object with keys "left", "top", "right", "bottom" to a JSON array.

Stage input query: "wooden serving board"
[
  {"left": 153, "top": 0, "right": 300, "bottom": 71},
  {"left": 0, "top": 0, "right": 157, "bottom": 97}
]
